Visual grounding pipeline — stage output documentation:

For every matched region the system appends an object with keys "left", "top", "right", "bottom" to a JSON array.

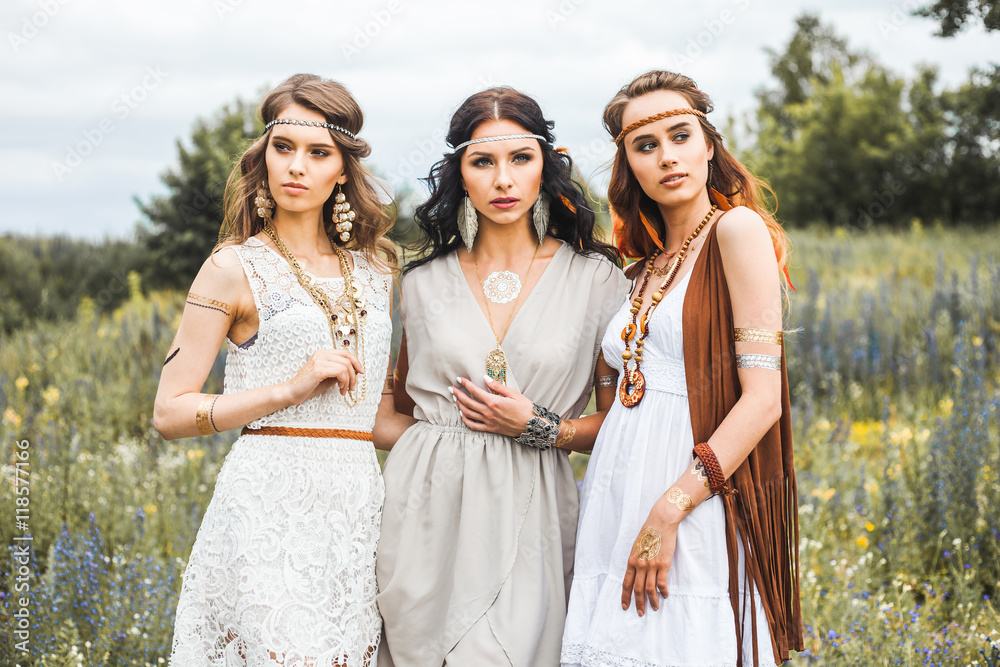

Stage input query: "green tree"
[
  {"left": 137, "top": 100, "right": 260, "bottom": 290},
  {"left": 916, "top": 0, "right": 1000, "bottom": 36}
]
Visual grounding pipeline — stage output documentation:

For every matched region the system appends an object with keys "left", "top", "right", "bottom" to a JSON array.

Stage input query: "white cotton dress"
[
  {"left": 169, "top": 237, "right": 392, "bottom": 667},
  {"left": 561, "top": 267, "right": 777, "bottom": 667}
]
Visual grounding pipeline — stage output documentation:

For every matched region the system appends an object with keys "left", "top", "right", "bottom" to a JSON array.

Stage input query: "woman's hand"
[
  {"left": 452, "top": 376, "right": 535, "bottom": 437},
  {"left": 284, "top": 349, "right": 364, "bottom": 406},
  {"left": 621, "top": 497, "right": 680, "bottom": 617}
]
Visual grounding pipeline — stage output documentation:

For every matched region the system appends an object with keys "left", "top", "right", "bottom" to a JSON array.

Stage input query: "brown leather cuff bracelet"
[{"left": 693, "top": 442, "right": 728, "bottom": 495}]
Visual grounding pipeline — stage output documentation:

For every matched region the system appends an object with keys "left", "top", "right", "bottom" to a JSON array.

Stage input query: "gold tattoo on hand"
[
  {"left": 555, "top": 420, "right": 577, "bottom": 448},
  {"left": 187, "top": 292, "right": 232, "bottom": 317},
  {"left": 634, "top": 526, "right": 661, "bottom": 561},
  {"left": 691, "top": 460, "right": 710, "bottom": 488},
  {"left": 291, "top": 358, "right": 316, "bottom": 384},
  {"left": 665, "top": 486, "right": 694, "bottom": 512}
]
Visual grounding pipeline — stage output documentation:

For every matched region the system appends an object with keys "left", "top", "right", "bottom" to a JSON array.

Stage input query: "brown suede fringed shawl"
[{"left": 681, "top": 216, "right": 804, "bottom": 666}]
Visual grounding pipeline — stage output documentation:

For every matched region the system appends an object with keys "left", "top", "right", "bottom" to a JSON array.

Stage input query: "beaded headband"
[
  {"left": 264, "top": 118, "right": 357, "bottom": 141},
  {"left": 453, "top": 133, "right": 548, "bottom": 152},
  {"left": 614, "top": 108, "right": 707, "bottom": 144}
]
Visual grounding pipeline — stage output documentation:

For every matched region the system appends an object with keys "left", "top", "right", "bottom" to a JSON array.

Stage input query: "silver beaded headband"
[
  {"left": 453, "top": 133, "right": 547, "bottom": 152},
  {"left": 264, "top": 118, "right": 357, "bottom": 140}
]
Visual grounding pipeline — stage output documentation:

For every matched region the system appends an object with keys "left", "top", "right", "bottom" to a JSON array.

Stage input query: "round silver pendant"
[{"left": 482, "top": 270, "right": 522, "bottom": 304}]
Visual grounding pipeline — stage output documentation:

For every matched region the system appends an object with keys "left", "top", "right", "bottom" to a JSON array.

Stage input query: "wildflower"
[
  {"left": 865, "top": 522, "right": 875, "bottom": 532},
  {"left": 3, "top": 408, "right": 21, "bottom": 427},
  {"left": 15, "top": 376, "right": 28, "bottom": 391},
  {"left": 857, "top": 536, "right": 869, "bottom": 548},
  {"left": 43, "top": 386, "right": 60, "bottom": 406}
]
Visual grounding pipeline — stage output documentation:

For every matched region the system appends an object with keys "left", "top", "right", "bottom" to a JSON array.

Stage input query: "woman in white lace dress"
[{"left": 153, "top": 73, "right": 397, "bottom": 666}]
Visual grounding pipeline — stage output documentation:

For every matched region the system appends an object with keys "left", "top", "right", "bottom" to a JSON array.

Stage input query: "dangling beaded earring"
[
  {"left": 255, "top": 180, "right": 275, "bottom": 219},
  {"left": 333, "top": 183, "right": 356, "bottom": 243},
  {"left": 707, "top": 160, "right": 714, "bottom": 188},
  {"left": 532, "top": 190, "right": 550, "bottom": 244}
]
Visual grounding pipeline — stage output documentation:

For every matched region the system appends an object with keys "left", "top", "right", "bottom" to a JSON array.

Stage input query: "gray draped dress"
[{"left": 376, "top": 242, "right": 628, "bottom": 666}]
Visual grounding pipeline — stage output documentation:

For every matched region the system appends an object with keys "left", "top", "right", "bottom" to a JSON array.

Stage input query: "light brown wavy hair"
[
  {"left": 218, "top": 73, "right": 397, "bottom": 271},
  {"left": 604, "top": 70, "right": 790, "bottom": 286}
]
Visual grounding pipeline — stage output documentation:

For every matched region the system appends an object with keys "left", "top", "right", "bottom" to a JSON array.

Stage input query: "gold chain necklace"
[
  {"left": 262, "top": 221, "right": 367, "bottom": 407},
  {"left": 619, "top": 204, "right": 716, "bottom": 407},
  {"left": 473, "top": 242, "right": 541, "bottom": 385}
]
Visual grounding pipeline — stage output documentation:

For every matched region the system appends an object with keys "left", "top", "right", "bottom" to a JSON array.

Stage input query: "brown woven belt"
[{"left": 241, "top": 426, "right": 373, "bottom": 441}]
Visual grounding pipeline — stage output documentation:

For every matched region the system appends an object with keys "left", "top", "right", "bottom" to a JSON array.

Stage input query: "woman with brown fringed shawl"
[{"left": 561, "top": 70, "right": 803, "bottom": 667}]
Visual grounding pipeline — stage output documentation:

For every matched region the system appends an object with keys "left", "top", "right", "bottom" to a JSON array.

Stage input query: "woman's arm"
[
  {"left": 451, "top": 351, "right": 617, "bottom": 453},
  {"left": 152, "top": 248, "right": 362, "bottom": 441},
  {"left": 621, "top": 207, "right": 784, "bottom": 616},
  {"left": 372, "top": 349, "right": 419, "bottom": 452}
]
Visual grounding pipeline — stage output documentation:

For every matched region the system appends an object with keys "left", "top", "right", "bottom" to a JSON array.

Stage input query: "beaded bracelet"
[{"left": 693, "top": 442, "right": 728, "bottom": 495}]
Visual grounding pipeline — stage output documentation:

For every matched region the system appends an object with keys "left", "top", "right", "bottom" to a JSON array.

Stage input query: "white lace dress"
[
  {"left": 561, "top": 268, "right": 776, "bottom": 667},
  {"left": 169, "top": 237, "right": 392, "bottom": 667}
]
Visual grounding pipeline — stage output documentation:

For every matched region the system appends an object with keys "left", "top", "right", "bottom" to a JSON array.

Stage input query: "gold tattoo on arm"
[
  {"left": 186, "top": 292, "right": 233, "bottom": 317},
  {"left": 664, "top": 486, "right": 694, "bottom": 512},
  {"left": 555, "top": 419, "right": 577, "bottom": 448},
  {"left": 734, "top": 327, "right": 783, "bottom": 345},
  {"left": 196, "top": 395, "right": 219, "bottom": 435},
  {"left": 290, "top": 358, "right": 316, "bottom": 384},
  {"left": 691, "top": 460, "right": 710, "bottom": 488}
]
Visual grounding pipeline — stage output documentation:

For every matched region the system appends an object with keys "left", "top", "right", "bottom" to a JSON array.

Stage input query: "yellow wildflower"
[
  {"left": 823, "top": 489, "right": 836, "bottom": 501},
  {"left": 857, "top": 536, "right": 869, "bottom": 548},
  {"left": 15, "top": 376, "right": 28, "bottom": 391},
  {"left": 43, "top": 386, "right": 60, "bottom": 406},
  {"left": 865, "top": 522, "right": 875, "bottom": 532},
  {"left": 3, "top": 409, "right": 21, "bottom": 427},
  {"left": 144, "top": 504, "right": 158, "bottom": 514}
]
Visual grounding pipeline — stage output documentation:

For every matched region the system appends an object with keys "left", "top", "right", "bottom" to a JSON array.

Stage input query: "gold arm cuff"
[
  {"left": 734, "top": 327, "right": 783, "bottom": 345},
  {"left": 196, "top": 395, "right": 218, "bottom": 435}
]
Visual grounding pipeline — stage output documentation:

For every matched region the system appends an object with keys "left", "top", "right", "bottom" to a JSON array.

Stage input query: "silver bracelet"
[
  {"left": 514, "top": 404, "right": 561, "bottom": 450},
  {"left": 736, "top": 353, "right": 781, "bottom": 371}
]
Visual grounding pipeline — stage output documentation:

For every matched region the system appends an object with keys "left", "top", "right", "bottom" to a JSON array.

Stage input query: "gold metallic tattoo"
[
  {"left": 555, "top": 420, "right": 577, "bottom": 448},
  {"left": 734, "top": 327, "right": 783, "bottom": 346},
  {"left": 290, "top": 358, "right": 316, "bottom": 384},
  {"left": 665, "top": 486, "right": 694, "bottom": 512},
  {"left": 196, "top": 395, "right": 219, "bottom": 435},
  {"left": 634, "top": 526, "right": 661, "bottom": 561},
  {"left": 691, "top": 460, "right": 710, "bottom": 488},
  {"left": 186, "top": 292, "right": 232, "bottom": 317}
]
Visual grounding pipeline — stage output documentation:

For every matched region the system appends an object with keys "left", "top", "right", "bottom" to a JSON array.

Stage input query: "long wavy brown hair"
[
  {"left": 217, "top": 73, "right": 397, "bottom": 271},
  {"left": 604, "top": 70, "right": 790, "bottom": 286}
]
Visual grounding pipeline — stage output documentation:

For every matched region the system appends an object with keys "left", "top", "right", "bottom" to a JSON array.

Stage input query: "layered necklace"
[
  {"left": 619, "top": 204, "right": 717, "bottom": 407},
  {"left": 262, "top": 220, "right": 367, "bottom": 407},
  {"left": 473, "top": 244, "right": 540, "bottom": 385}
]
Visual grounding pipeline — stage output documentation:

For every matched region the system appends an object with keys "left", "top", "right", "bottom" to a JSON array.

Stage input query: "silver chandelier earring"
[
  {"left": 532, "top": 190, "right": 550, "bottom": 244},
  {"left": 333, "top": 184, "right": 356, "bottom": 243},
  {"left": 459, "top": 192, "right": 478, "bottom": 252}
]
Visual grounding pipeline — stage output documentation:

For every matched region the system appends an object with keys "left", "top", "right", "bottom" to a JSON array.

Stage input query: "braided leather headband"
[
  {"left": 454, "top": 133, "right": 548, "bottom": 151},
  {"left": 693, "top": 442, "right": 729, "bottom": 495},
  {"left": 614, "top": 108, "right": 707, "bottom": 144},
  {"left": 264, "top": 118, "right": 357, "bottom": 140}
]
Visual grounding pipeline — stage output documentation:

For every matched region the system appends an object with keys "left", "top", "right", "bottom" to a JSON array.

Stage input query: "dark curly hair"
[{"left": 404, "top": 87, "right": 620, "bottom": 273}]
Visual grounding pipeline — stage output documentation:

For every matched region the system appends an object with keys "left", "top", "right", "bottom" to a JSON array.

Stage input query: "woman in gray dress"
[{"left": 371, "top": 87, "right": 628, "bottom": 666}]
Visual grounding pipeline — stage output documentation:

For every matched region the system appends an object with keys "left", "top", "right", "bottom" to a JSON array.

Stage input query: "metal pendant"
[
  {"left": 619, "top": 368, "right": 646, "bottom": 407},
  {"left": 486, "top": 347, "right": 508, "bottom": 386}
]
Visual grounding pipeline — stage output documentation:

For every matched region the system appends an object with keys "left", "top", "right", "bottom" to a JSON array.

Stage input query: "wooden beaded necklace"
[{"left": 619, "top": 204, "right": 717, "bottom": 407}]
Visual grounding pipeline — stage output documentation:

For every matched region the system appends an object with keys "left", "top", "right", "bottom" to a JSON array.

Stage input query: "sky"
[{"left": 2, "top": 0, "right": 998, "bottom": 239}]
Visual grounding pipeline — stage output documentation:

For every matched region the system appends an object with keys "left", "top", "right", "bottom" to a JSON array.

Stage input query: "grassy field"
[{"left": 2, "top": 224, "right": 999, "bottom": 665}]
